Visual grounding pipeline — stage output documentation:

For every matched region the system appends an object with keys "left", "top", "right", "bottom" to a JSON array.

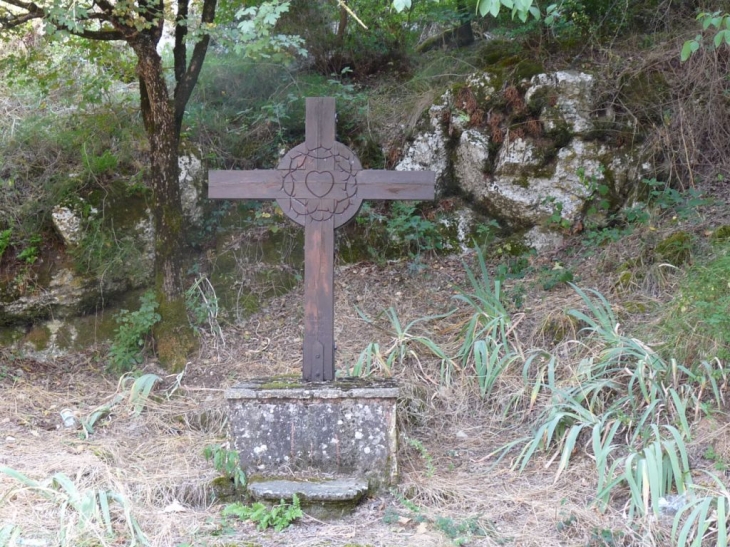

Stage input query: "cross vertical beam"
[{"left": 303, "top": 215, "right": 335, "bottom": 381}]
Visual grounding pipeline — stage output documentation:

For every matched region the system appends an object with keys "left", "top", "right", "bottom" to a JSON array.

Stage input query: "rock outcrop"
[
  {"left": 397, "top": 70, "right": 646, "bottom": 246},
  {"left": 0, "top": 153, "right": 205, "bottom": 328}
]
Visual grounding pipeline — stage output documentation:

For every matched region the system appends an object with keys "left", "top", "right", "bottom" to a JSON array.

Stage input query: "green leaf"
[
  {"left": 392, "top": 0, "right": 411, "bottom": 12},
  {"left": 681, "top": 39, "right": 700, "bottom": 62}
]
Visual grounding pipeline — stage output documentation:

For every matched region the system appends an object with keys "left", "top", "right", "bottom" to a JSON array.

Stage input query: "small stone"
[
  {"left": 5, "top": 436, "right": 15, "bottom": 443},
  {"left": 456, "top": 430, "right": 468, "bottom": 439}
]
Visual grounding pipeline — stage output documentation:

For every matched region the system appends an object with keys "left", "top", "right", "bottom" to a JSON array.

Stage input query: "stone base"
[
  {"left": 248, "top": 478, "right": 369, "bottom": 519},
  {"left": 226, "top": 376, "right": 399, "bottom": 493}
]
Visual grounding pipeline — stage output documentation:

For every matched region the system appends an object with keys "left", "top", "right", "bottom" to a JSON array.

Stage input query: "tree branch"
[
  {"left": 0, "top": 10, "right": 41, "bottom": 28},
  {"left": 173, "top": 0, "right": 217, "bottom": 133},
  {"left": 1, "top": 0, "right": 39, "bottom": 12},
  {"left": 70, "top": 26, "right": 125, "bottom": 40},
  {"left": 0, "top": 0, "right": 42, "bottom": 28},
  {"left": 174, "top": 0, "right": 189, "bottom": 87}
]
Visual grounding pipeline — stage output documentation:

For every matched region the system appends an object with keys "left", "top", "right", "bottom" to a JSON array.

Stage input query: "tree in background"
[{"left": 0, "top": 0, "right": 296, "bottom": 370}]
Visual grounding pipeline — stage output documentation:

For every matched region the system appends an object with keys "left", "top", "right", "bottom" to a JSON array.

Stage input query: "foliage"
[
  {"left": 642, "top": 178, "right": 714, "bottom": 221},
  {"left": 79, "top": 373, "right": 162, "bottom": 438},
  {"left": 355, "top": 306, "right": 456, "bottom": 380},
  {"left": 0, "top": 98, "right": 146, "bottom": 255},
  {"left": 186, "top": 276, "right": 223, "bottom": 339},
  {"left": 222, "top": 495, "right": 303, "bottom": 531},
  {"left": 108, "top": 291, "right": 161, "bottom": 372},
  {"left": 0, "top": 227, "right": 10, "bottom": 262},
  {"left": 0, "top": 466, "right": 148, "bottom": 546},
  {"left": 384, "top": 202, "right": 443, "bottom": 258},
  {"left": 673, "top": 476, "right": 730, "bottom": 547},
  {"left": 393, "top": 0, "right": 537, "bottom": 22},
  {"left": 405, "top": 436, "right": 436, "bottom": 477},
  {"left": 662, "top": 243, "right": 730, "bottom": 361},
  {"left": 682, "top": 12, "right": 730, "bottom": 61},
  {"left": 203, "top": 445, "right": 246, "bottom": 491}
]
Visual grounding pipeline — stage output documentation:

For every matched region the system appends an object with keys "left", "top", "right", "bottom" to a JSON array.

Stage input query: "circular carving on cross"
[{"left": 276, "top": 142, "right": 363, "bottom": 228}]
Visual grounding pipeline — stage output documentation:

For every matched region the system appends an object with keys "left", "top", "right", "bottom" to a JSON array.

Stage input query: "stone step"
[{"left": 247, "top": 478, "right": 369, "bottom": 519}]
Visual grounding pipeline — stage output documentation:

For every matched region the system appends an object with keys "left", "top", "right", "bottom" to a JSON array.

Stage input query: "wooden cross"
[{"left": 209, "top": 97, "right": 435, "bottom": 382}]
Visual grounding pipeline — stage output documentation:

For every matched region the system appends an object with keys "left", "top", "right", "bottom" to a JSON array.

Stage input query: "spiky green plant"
[{"left": 0, "top": 467, "right": 148, "bottom": 546}]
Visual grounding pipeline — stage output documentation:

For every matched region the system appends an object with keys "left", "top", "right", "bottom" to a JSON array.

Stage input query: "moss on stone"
[
  {"left": 154, "top": 294, "right": 198, "bottom": 372},
  {"left": 25, "top": 324, "right": 51, "bottom": 351},
  {"left": 210, "top": 476, "right": 241, "bottom": 503},
  {"left": 477, "top": 39, "right": 523, "bottom": 67},
  {"left": 512, "top": 176, "right": 530, "bottom": 189}
]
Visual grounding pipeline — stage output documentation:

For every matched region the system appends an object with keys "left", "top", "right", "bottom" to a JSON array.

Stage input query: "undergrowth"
[{"left": 355, "top": 244, "right": 730, "bottom": 547}]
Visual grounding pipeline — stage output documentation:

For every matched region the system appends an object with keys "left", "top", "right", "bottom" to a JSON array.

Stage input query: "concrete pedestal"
[{"left": 226, "top": 376, "right": 399, "bottom": 492}]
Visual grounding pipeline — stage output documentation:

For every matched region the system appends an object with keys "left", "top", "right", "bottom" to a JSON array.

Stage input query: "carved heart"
[{"left": 304, "top": 171, "right": 335, "bottom": 199}]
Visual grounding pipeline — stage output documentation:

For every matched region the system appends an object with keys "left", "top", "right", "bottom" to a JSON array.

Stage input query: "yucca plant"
[
  {"left": 674, "top": 475, "right": 730, "bottom": 547},
  {"left": 0, "top": 467, "right": 148, "bottom": 546},
  {"left": 454, "top": 247, "right": 517, "bottom": 366},
  {"left": 356, "top": 306, "right": 456, "bottom": 382}
]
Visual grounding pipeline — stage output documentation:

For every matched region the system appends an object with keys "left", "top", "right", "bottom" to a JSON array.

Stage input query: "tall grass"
[{"left": 355, "top": 250, "right": 730, "bottom": 546}]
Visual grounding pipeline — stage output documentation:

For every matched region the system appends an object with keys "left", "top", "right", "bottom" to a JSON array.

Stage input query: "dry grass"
[{"left": 3, "top": 217, "right": 717, "bottom": 547}]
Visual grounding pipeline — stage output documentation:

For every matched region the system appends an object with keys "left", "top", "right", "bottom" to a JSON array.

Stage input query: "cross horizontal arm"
[
  {"left": 356, "top": 170, "right": 435, "bottom": 201},
  {"left": 208, "top": 170, "right": 282, "bottom": 200}
]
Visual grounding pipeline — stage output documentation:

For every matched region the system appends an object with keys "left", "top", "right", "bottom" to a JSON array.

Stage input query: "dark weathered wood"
[
  {"left": 208, "top": 97, "right": 436, "bottom": 382},
  {"left": 208, "top": 170, "right": 281, "bottom": 199},
  {"left": 303, "top": 215, "right": 335, "bottom": 381}
]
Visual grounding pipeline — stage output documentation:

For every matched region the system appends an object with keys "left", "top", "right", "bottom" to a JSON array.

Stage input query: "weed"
[
  {"left": 17, "top": 233, "right": 41, "bottom": 264},
  {"left": 542, "top": 197, "right": 571, "bottom": 230},
  {"left": 222, "top": 495, "right": 303, "bottom": 532},
  {"left": 673, "top": 475, "right": 730, "bottom": 547},
  {"left": 662, "top": 243, "right": 730, "bottom": 361},
  {"left": 73, "top": 214, "right": 150, "bottom": 286},
  {"left": 643, "top": 178, "right": 714, "bottom": 221},
  {"left": 355, "top": 306, "right": 455, "bottom": 382},
  {"left": 538, "top": 263, "right": 574, "bottom": 290},
  {"left": 0, "top": 228, "right": 11, "bottom": 260},
  {"left": 186, "top": 276, "right": 224, "bottom": 341},
  {"left": 385, "top": 201, "right": 443, "bottom": 258},
  {"left": 434, "top": 516, "right": 486, "bottom": 544},
  {"left": 108, "top": 291, "right": 161, "bottom": 372},
  {"left": 203, "top": 445, "right": 247, "bottom": 491},
  {"left": 405, "top": 437, "right": 436, "bottom": 477},
  {"left": 79, "top": 373, "right": 162, "bottom": 438},
  {"left": 588, "top": 527, "right": 625, "bottom": 547},
  {"left": 703, "top": 445, "right": 729, "bottom": 472}
]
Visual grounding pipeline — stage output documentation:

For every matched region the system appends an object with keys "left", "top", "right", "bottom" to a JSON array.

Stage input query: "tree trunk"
[
  {"left": 133, "top": 36, "right": 197, "bottom": 371},
  {"left": 455, "top": 0, "right": 474, "bottom": 47}
]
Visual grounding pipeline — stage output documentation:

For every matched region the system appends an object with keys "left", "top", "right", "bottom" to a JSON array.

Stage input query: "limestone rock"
[
  {"left": 524, "top": 226, "right": 564, "bottom": 252},
  {"left": 402, "top": 69, "right": 644, "bottom": 236},
  {"left": 178, "top": 154, "right": 204, "bottom": 227},
  {"left": 51, "top": 206, "right": 83, "bottom": 246},
  {"left": 525, "top": 71, "right": 595, "bottom": 134},
  {"left": 51, "top": 200, "right": 98, "bottom": 247},
  {"left": 396, "top": 99, "right": 450, "bottom": 190}
]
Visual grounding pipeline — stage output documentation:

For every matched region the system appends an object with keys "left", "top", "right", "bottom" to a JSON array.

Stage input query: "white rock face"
[
  {"left": 524, "top": 226, "right": 564, "bottom": 252},
  {"left": 396, "top": 100, "right": 449, "bottom": 189},
  {"left": 400, "top": 70, "right": 642, "bottom": 236},
  {"left": 495, "top": 138, "right": 541, "bottom": 176},
  {"left": 51, "top": 206, "right": 83, "bottom": 246},
  {"left": 525, "top": 71, "right": 595, "bottom": 134},
  {"left": 178, "top": 154, "right": 204, "bottom": 226},
  {"left": 51, "top": 201, "right": 97, "bottom": 246},
  {"left": 457, "top": 139, "right": 622, "bottom": 226}
]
